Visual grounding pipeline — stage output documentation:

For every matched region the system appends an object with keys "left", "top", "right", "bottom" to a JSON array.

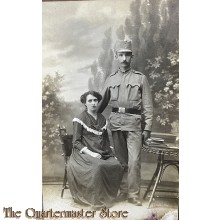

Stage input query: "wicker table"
[{"left": 142, "top": 142, "right": 179, "bottom": 208}]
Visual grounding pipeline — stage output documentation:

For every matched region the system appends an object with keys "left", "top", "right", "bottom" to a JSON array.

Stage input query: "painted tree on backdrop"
[
  {"left": 88, "top": 28, "right": 114, "bottom": 92},
  {"left": 42, "top": 73, "right": 82, "bottom": 158},
  {"left": 88, "top": 0, "right": 179, "bottom": 133}
]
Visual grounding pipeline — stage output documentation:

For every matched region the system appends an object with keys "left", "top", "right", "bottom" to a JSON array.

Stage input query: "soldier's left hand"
[{"left": 142, "top": 130, "right": 151, "bottom": 143}]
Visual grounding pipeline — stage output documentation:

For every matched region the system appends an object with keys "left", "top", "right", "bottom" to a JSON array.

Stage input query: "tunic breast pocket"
[
  {"left": 127, "top": 83, "right": 141, "bottom": 101},
  {"left": 109, "top": 84, "right": 120, "bottom": 101}
]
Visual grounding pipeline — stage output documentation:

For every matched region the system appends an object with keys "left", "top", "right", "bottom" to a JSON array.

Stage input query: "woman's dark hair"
[{"left": 80, "top": 91, "right": 102, "bottom": 104}]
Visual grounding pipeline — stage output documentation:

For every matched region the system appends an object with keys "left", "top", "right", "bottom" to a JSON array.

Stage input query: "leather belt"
[{"left": 112, "top": 107, "right": 141, "bottom": 115}]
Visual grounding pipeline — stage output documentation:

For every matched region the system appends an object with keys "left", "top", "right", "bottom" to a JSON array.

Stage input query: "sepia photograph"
[
  {"left": 2, "top": 1, "right": 220, "bottom": 220},
  {"left": 42, "top": 0, "right": 179, "bottom": 219}
]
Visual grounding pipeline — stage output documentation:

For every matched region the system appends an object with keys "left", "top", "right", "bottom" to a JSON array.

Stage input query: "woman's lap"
[{"left": 67, "top": 150, "right": 123, "bottom": 206}]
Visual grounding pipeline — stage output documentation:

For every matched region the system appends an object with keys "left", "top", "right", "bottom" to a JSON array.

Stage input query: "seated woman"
[{"left": 67, "top": 91, "right": 123, "bottom": 209}]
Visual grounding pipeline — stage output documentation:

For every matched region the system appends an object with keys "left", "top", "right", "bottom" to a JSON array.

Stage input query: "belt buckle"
[{"left": 118, "top": 107, "right": 125, "bottom": 113}]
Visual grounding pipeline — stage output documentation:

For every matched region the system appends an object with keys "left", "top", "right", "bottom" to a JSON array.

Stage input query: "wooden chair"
[{"left": 57, "top": 125, "right": 73, "bottom": 198}]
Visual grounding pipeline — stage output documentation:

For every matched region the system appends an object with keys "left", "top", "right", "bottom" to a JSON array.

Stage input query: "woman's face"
[{"left": 85, "top": 94, "right": 98, "bottom": 112}]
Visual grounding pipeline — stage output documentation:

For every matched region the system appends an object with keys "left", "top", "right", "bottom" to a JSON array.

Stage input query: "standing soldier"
[{"left": 97, "top": 40, "right": 153, "bottom": 206}]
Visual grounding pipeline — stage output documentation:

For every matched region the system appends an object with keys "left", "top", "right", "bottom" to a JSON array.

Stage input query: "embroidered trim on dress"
[{"left": 73, "top": 118, "right": 107, "bottom": 135}]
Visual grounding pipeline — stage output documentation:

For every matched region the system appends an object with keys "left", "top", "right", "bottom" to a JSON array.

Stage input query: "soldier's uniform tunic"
[{"left": 97, "top": 67, "right": 153, "bottom": 199}]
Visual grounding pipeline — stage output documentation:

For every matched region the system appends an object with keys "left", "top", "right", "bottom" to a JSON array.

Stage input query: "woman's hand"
[
  {"left": 90, "top": 152, "right": 102, "bottom": 159},
  {"left": 83, "top": 148, "right": 102, "bottom": 159}
]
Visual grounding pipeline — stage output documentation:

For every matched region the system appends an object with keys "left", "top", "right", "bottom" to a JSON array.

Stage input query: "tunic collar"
[{"left": 118, "top": 67, "right": 131, "bottom": 74}]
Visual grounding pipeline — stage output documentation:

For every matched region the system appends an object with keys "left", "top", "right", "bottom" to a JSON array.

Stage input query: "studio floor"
[{"left": 43, "top": 161, "right": 179, "bottom": 220}]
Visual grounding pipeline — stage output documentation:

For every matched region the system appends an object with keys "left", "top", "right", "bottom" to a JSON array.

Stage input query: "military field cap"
[{"left": 115, "top": 40, "right": 132, "bottom": 53}]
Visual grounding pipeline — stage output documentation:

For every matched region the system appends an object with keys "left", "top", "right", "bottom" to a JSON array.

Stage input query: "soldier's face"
[{"left": 116, "top": 52, "right": 132, "bottom": 69}]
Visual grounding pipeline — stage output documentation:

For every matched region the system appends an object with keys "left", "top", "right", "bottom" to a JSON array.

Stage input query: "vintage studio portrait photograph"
[{"left": 42, "top": 0, "right": 179, "bottom": 219}]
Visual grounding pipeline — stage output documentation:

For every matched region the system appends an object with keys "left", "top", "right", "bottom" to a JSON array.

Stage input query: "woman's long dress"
[{"left": 67, "top": 111, "right": 123, "bottom": 208}]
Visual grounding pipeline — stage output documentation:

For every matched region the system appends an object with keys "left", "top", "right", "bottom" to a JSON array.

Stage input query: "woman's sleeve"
[
  {"left": 73, "top": 121, "right": 86, "bottom": 151},
  {"left": 103, "top": 129, "right": 114, "bottom": 156}
]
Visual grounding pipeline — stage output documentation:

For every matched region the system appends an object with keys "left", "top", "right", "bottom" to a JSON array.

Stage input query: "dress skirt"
[{"left": 67, "top": 148, "right": 123, "bottom": 208}]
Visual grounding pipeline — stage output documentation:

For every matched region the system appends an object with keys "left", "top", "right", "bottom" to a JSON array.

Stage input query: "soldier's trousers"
[{"left": 112, "top": 130, "right": 142, "bottom": 199}]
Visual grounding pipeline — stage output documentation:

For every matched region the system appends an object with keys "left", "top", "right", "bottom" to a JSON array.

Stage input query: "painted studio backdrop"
[{"left": 42, "top": 0, "right": 179, "bottom": 180}]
